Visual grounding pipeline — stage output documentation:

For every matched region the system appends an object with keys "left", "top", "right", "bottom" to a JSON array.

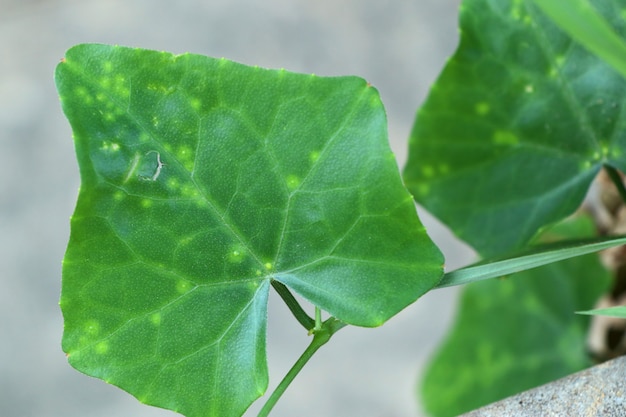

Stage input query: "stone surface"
[{"left": 461, "top": 356, "right": 626, "bottom": 417}]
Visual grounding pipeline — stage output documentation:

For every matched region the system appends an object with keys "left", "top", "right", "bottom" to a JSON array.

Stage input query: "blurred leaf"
[
  {"left": 421, "top": 216, "right": 612, "bottom": 416},
  {"left": 56, "top": 44, "right": 443, "bottom": 417},
  {"left": 578, "top": 306, "right": 626, "bottom": 317},
  {"left": 533, "top": 0, "right": 626, "bottom": 78},
  {"left": 404, "top": 0, "right": 626, "bottom": 257}
]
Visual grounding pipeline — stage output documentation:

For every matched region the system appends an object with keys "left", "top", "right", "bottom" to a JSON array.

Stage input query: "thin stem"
[
  {"left": 271, "top": 281, "right": 315, "bottom": 330},
  {"left": 314, "top": 307, "right": 322, "bottom": 331},
  {"left": 605, "top": 165, "right": 626, "bottom": 204},
  {"left": 257, "top": 318, "right": 347, "bottom": 417}
]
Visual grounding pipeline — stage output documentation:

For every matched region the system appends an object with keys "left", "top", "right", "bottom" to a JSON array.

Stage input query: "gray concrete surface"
[
  {"left": 0, "top": 1, "right": 474, "bottom": 416},
  {"left": 461, "top": 356, "right": 626, "bottom": 417}
]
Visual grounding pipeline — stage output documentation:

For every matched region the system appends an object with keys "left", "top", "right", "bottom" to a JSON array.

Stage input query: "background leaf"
[
  {"left": 56, "top": 44, "right": 443, "bottom": 417},
  {"left": 403, "top": 0, "right": 626, "bottom": 257},
  {"left": 420, "top": 216, "right": 612, "bottom": 416},
  {"left": 532, "top": 0, "right": 626, "bottom": 78}
]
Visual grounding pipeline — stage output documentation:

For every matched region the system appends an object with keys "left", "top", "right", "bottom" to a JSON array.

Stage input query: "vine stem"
[
  {"left": 314, "top": 307, "right": 322, "bottom": 332},
  {"left": 271, "top": 281, "right": 315, "bottom": 330},
  {"left": 257, "top": 317, "right": 347, "bottom": 417},
  {"left": 605, "top": 165, "right": 626, "bottom": 204}
]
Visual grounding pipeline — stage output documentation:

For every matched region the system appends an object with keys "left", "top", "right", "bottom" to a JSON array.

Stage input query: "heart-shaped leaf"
[
  {"left": 56, "top": 44, "right": 443, "bottom": 417},
  {"left": 404, "top": 0, "right": 626, "bottom": 257}
]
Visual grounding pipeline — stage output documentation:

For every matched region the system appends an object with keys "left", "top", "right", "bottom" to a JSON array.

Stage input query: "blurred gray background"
[{"left": 1, "top": 1, "right": 475, "bottom": 416}]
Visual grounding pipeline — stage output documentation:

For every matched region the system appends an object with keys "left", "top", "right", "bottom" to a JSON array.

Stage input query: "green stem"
[
  {"left": 605, "top": 165, "right": 626, "bottom": 204},
  {"left": 257, "top": 317, "right": 347, "bottom": 417},
  {"left": 271, "top": 281, "right": 315, "bottom": 330},
  {"left": 314, "top": 307, "right": 322, "bottom": 331}
]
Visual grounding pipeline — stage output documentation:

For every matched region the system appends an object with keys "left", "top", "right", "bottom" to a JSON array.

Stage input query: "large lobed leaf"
[
  {"left": 404, "top": 0, "right": 626, "bottom": 257},
  {"left": 56, "top": 44, "right": 443, "bottom": 417}
]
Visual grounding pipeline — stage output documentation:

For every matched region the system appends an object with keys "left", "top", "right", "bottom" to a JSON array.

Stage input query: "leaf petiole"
[
  {"left": 271, "top": 281, "right": 315, "bottom": 330},
  {"left": 257, "top": 317, "right": 347, "bottom": 417},
  {"left": 314, "top": 307, "right": 322, "bottom": 332}
]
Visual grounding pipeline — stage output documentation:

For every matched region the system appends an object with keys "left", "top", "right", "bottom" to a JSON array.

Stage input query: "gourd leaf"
[
  {"left": 421, "top": 216, "right": 612, "bottom": 416},
  {"left": 404, "top": 0, "right": 626, "bottom": 257},
  {"left": 56, "top": 44, "right": 443, "bottom": 417}
]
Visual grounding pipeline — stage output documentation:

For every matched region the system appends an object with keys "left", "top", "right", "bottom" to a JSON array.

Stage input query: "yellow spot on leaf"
[
  {"left": 84, "top": 320, "right": 100, "bottom": 336},
  {"left": 181, "top": 184, "right": 200, "bottom": 199},
  {"left": 176, "top": 280, "right": 193, "bottom": 294},
  {"left": 75, "top": 86, "right": 94, "bottom": 104},
  {"left": 492, "top": 130, "right": 519, "bottom": 146},
  {"left": 95, "top": 342, "right": 109, "bottom": 354},
  {"left": 554, "top": 55, "right": 565, "bottom": 67},
  {"left": 421, "top": 165, "right": 435, "bottom": 178},
  {"left": 100, "top": 141, "right": 120, "bottom": 152},
  {"left": 151, "top": 313, "right": 162, "bottom": 326},
  {"left": 96, "top": 342, "right": 109, "bottom": 355},
  {"left": 190, "top": 98, "right": 202, "bottom": 111},
  {"left": 114, "top": 74, "right": 126, "bottom": 86},
  {"left": 167, "top": 178, "right": 180, "bottom": 191},
  {"left": 309, "top": 151, "right": 320, "bottom": 163},
  {"left": 228, "top": 246, "right": 246, "bottom": 263},
  {"left": 511, "top": 7, "right": 522, "bottom": 20},
  {"left": 548, "top": 67, "right": 558, "bottom": 78},
  {"left": 286, "top": 175, "right": 301, "bottom": 190},
  {"left": 416, "top": 183, "right": 430, "bottom": 196},
  {"left": 475, "top": 102, "right": 490, "bottom": 115},
  {"left": 178, "top": 145, "right": 192, "bottom": 159},
  {"left": 99, "top": 78, "right": 112, "bottom": 89}
]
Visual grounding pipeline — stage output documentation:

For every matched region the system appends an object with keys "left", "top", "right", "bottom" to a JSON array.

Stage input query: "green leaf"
[
  {"left": 533, "top": 0, "right": 626, "bottom": 79},
  {"left": 421, "top": 216, "right": 612, "bottom": 416},
  {"left": 403, "top": 0, "right": 626, "bottom": 257},
  {"left": 578, "top": 306, "right": 626, "bottom": 317},
  {"left": 437, "top": 234, "right": 626, "bottom": 288},
  {"left": 56, "top": 44, "right": 443, "bottom": 417}
]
